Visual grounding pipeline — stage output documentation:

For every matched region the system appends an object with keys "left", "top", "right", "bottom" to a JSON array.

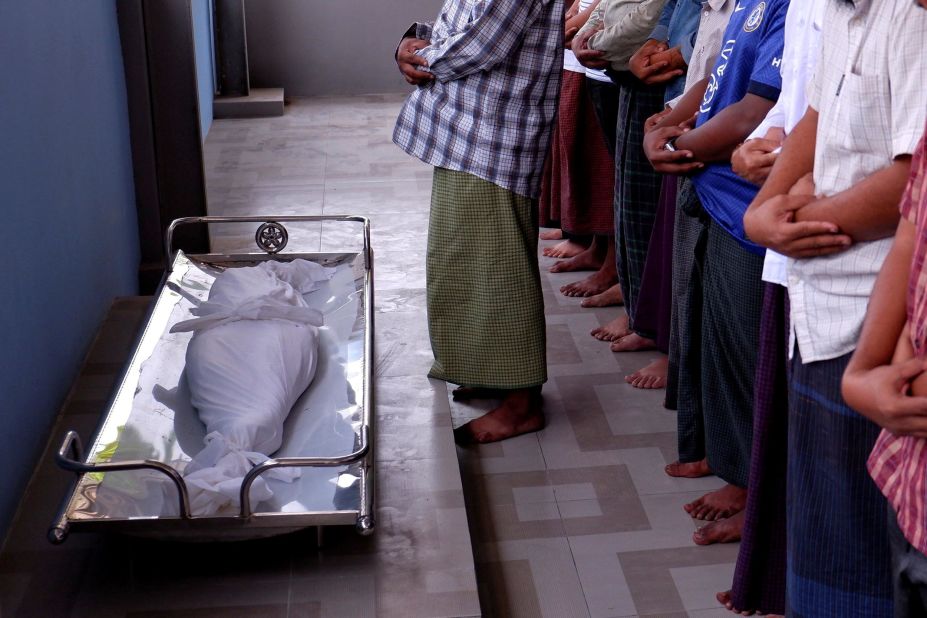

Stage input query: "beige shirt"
[
  {"left": 667, "top": 0, "right": 733, "bottom": 109},
  {"left": 581, "top": 0, "right": 668, "bottom": 71},
  {"left": 787, "top": 0, "right": 927, "bottom": 363}
]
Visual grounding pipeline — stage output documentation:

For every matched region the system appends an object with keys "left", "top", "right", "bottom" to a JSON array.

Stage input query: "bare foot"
[
  {"left": 591, "top": 314, "right": 631, "bottom": 342},
  {"left": 540, "top": 228, "right": 563, "bottom": 241},
  {"left": 664, "top": 458, "right": 711, "bottom": 478},
  {"left": 454, "top": 388, "right": 544, "bottom": 444},
  {"left": 716, "top": 590, "right": 761, "bottom": 616},
  {"left": 684, "top": 484, "right": 747, "bottom": 521},
  {"left": 581, "top": 284, "right": 624, "bottom": 308},
  {"left": 693, "top": 510, "right": 744, "bottom": 545},
  {"left": 543, "top": 239, "right": 587, "bottom": 259},
  {"left": 452, "top": 386, "right": 506, "bottom": 400},
  {"left": 610, "top": 333, "right": 657, "bottom": 353},
  {"left": 626, "top": 356, "right": 668, "bottom": 389},
  {"left": 549, "top": 242, "right": 602, "bottom": 273},
  {"left": 560, "top": 268, "right": 617, "bottom": 298}
]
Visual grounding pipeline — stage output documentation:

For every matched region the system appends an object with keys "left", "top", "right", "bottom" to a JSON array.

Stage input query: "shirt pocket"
[{"left": 837, "top": 73, "right": 891, "bottom": 157}]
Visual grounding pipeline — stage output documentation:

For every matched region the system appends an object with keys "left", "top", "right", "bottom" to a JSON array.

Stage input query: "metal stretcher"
[{"left": 48, "top": 216, "right": 375, "bottom": 543}]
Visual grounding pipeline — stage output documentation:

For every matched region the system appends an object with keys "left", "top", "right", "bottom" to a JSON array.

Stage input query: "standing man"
[
  {"left": 744, "top": 1, "right": 927, "bottom": 614},
  {"left": 393, "top": 0, "right": 563, "bottom": 444}
]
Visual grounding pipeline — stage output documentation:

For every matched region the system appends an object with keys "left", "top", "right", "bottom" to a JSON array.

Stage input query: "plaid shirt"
[
  {"left": 393, "top": 0, "right": 563, "bottom": 199},
  {"left": 869, "top": 127, "right": 927, "bottom": 556}
]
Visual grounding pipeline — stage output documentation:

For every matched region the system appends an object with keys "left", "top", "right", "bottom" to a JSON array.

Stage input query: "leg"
[
  {"left": 669, "top": 181, "right": 708, "bottom": 468},
  {"left": 700, "top": 223, "right": 764, "bottom": 490},
  {"left": 560, "top": 235, "right": 619, "bottom": 296},
  {"left": 787, "top": 351, "right": 893, "bottom": 617},
  {"left": 729, "top": 285, "right": 789, "bottom": 616},
  {"left": 453, "top": 387, "right": 545, "bottom": 445},
  {"left": 625, "top": 355, "right": 668, "bottom": 389},
  {"left": 427, "top": 168, "right": 547, "bottom": 391}
]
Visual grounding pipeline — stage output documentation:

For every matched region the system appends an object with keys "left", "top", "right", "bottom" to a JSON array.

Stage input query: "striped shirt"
[
  {"left": 786, "top": 0, "right": 927, "bottom": 363},
  {"left": 869, "top": 128, "right": 927, "bottom": 556},
  {"left": 393, "top": 0, "right": 564, "bottom": 199}
]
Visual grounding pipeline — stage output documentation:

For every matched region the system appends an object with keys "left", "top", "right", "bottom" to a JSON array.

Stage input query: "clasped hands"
[
  {"left": 396, "top": 37, "right": 433, "bottom": 85},
  {"left": 642, "top": 114, "right": 703, "bottom": 175},
  {"left": 629, "top": 39, "right": 686, "bottom": 85},
  {"left": 743, "top": 174, "right": 853, "bottom": 259}
]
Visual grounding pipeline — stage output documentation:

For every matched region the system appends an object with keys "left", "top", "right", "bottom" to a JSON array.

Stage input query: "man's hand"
[
  {"left": 565, "top": 0, "right": 581, "bottom": 20},
  {"left": 843, "top": 359, "right": 927, "bottom": 438},
  {"left": 732, "top": 138, "right": 780, "bottom": 186},
  {"left": 630, "top": 40, "right": 685, "bottom": 85},
  {"left": 643, "top": 125, "right": 704, "bottom": 174},
  {"left": 743, "top": 194, "right": 852, "bottom": 258},
  {"left": 572, "top": 26, "right": 608, "bottom": 69},
  {"left": 396, "top": 37, "right": 433, "bottom": 85},
  {"left": 645, "top": 106, "right": 673, "bottom": 134}
]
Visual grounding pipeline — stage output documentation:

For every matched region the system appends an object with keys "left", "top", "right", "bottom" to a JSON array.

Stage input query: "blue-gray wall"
[
  {"left": 245, "top": 0, "right": 443, "bottom": 96},
  {"left": 192, "top": 0, "right": 215, "bottom": 139},
  {"left": 0, "top": 1, "right": 139, "bottom": 541}
]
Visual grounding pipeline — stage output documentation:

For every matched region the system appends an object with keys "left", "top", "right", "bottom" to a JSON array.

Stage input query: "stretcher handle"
[
  {"left": 55, "top": 430, "right": 192, "bottom": 519},
  {"left": 165, "top": 215, "right": 372, "bottom": 269},
  {"left": 239, "top": 426, "right": 371, "bottom": 519}
]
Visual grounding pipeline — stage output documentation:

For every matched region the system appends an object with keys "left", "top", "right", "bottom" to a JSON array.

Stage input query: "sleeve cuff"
[
  {"left": 893, "top": 129, "right": 923, "bottom": 161},
  {"left": 649, "top": 24, "right": 669, "bottom": 42},
  {"left": 747, "top": 80, "right": 781, "bottom": 103}
]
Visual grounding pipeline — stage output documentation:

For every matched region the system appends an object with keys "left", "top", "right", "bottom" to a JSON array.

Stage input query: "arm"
[
  {"left": 673, "top": 93, "right": 776, "bottom": 163},
  {"left": 417, "top": 0, "right": 547, "bottom": 82},
  {"left": 794, "top": 157, "right": 911, "bottom": 242},
  {"left": 842, "top": 218, "right": 927, "bottom": 437},
  {"left": 588, "top": 1, "right": 666, "bottom": 65},
  {"left": 566, "top": 0, "right": 602, "bottom": 44},
  {"left": 741, "top": 107, "right": 852, "bottom": 258},
  {"left": 642, "top": 78, "right": 709, "bottom": 173},
  {"left": 649, "top": 0, "right": 678, "bottom": 43}
]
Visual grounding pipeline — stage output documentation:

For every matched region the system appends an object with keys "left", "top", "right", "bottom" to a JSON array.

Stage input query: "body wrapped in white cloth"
[{"left": 170, "top": 260, "right": 334, "bottom": 515}]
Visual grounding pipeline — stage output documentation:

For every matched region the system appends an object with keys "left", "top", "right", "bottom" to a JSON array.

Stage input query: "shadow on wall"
[{"left": 244, "top": 0, "right": 444, "bottom": 97}]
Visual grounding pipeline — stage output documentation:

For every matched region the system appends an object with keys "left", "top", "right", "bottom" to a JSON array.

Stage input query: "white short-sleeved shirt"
[
  {"left": 787, "top": 0, "right": 927, "bottom": 363},
  {"left": 749, "top": 0, "right": 826, "bottom": 286}
]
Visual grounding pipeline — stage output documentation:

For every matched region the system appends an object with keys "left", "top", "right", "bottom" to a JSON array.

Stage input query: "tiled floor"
[
  {"left": 454, "top": 247, "right": 739, "bottom": 617},
  {"left": 0, "top": 94, "right": 738, "bottom": 617}
]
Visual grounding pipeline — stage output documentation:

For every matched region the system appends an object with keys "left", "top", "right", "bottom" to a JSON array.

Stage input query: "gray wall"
[
  {"left": 0, "top": 0, "right": 139, "bottom": 541},
  {"left": 245, "top": 0, "right": 443, "bottom": 96}
]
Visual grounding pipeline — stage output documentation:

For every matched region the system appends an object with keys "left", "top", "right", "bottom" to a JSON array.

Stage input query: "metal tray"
[{"left": 48, "top": 216, "right": 375, "bottom": 542}]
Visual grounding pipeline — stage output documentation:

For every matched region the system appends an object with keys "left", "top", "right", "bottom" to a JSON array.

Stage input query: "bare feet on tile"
[
  {"left": 452, "top": 386, "right": 506, "bottom": 400},
  {"left": 693, "top": 510, "right": 744, "bottom": 545},
  {"left": 539, "top": 228, "right": 563, "bottom": 241},
  {"left": 581, "top": 284, "right": 624, "bottom": 308},
  {"left": 610, "top": 333, "right": 657, "bottom": 353},
  {"left": 685, "top": 483, "right": 747, "bottom": 521},
  {"left": 454, "top": 387, "right": 544, "bottom": 445},
  {"left": 543, "top": 238, "right": 587, "bottom": 259},
  {"left": 591, "top": 314, "right": 631, "bottom": 341},
  {"left": 550, "top": 242, "right": 602, "bottom": 273},
  {"left": 664, "top": 458, "right": 712, "bottom": 478},
  {"left": 626, "top": 356, "right": 668, "bottom": 389},
  {"left": 716, "top": 590, "right": 771, "bottom": 616},
  {"left": 560, "top": 268, "right": 618, "bottom": 297}
]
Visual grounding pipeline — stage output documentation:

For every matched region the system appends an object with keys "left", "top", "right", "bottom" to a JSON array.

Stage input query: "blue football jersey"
[{"left": 692, "top": 0, "right": 789, "bottom": 254}]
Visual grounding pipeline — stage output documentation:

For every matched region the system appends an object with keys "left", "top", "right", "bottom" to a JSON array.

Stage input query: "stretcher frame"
[{"left": 48, "top": 215, "right": 375, "bottom": 543}]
